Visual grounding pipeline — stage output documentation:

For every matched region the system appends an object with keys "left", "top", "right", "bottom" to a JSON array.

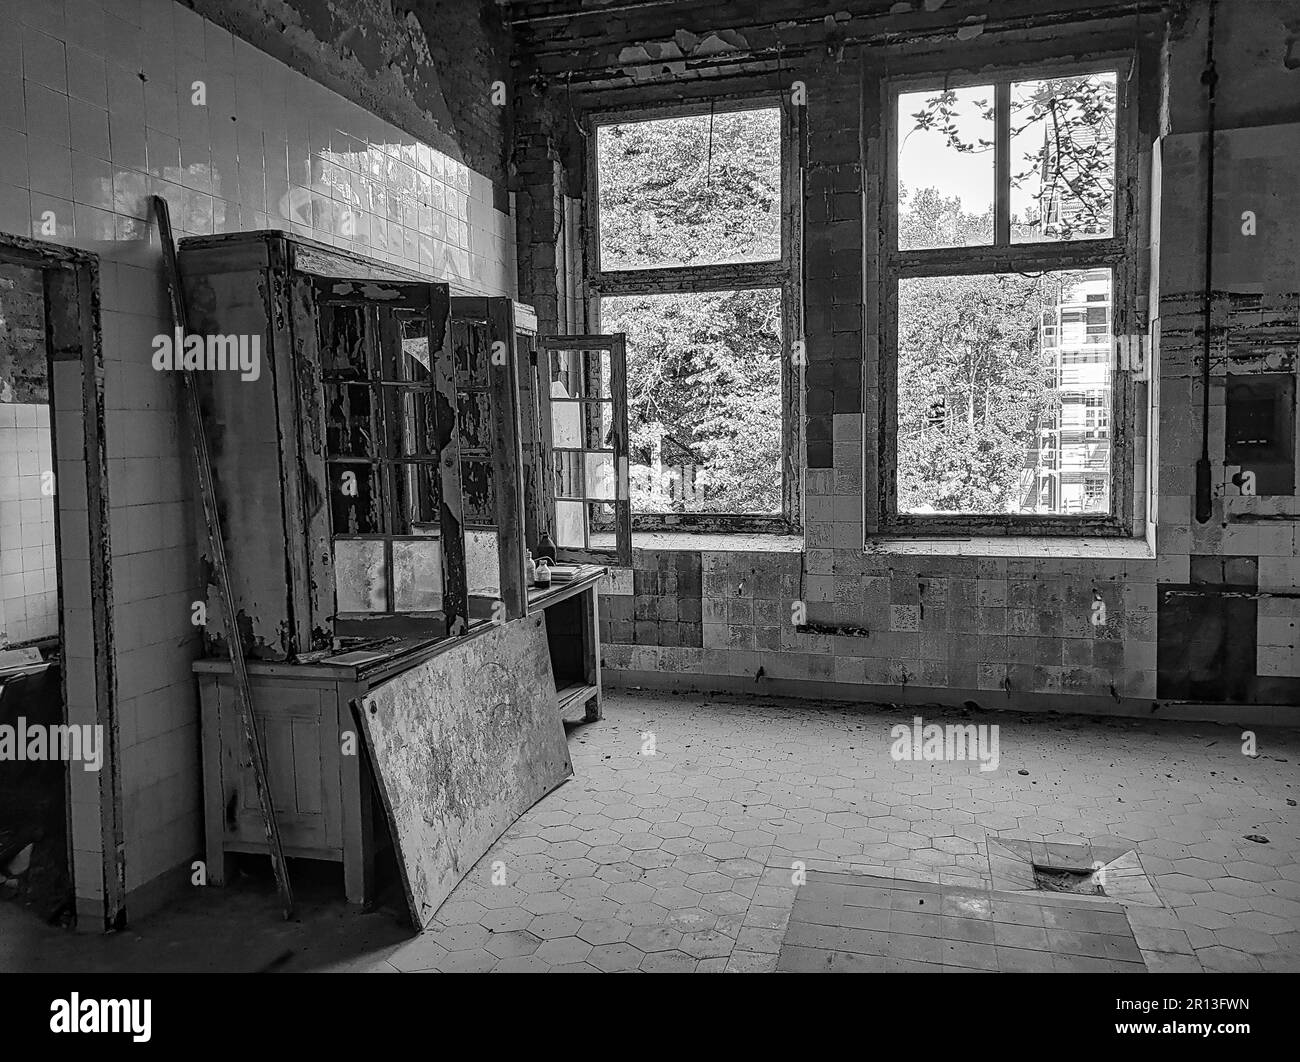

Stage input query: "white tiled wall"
[
  {"left": 0, "top": 405, "right": 58, "bottom": 645},
  {"left": 0, "top": 0, "right": 515, "bottom": 292},
  {"left": 0, "top": 0, "right": 519, "bottom": 914}
]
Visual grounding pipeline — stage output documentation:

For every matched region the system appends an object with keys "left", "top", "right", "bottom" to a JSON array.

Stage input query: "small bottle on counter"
[
  {"left": 534, "top": 557, "right": 552, "bottom": 587},
  {"left": 525, "top": 550, "right": 536, "bottom": 585},
  {"left": 535, "top": 531, "right": 557, "bottom": 562}
]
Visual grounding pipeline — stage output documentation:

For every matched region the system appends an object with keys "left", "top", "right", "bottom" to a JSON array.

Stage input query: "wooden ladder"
[{"left": 152, "top": 196, "right": 294, "bottom": 920}]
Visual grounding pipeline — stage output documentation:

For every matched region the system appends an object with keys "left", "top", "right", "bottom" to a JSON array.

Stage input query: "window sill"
[
  {"left": 594, "top": 530, "right": 804, "bottom": 554},
  {"left": 865, "top": 535, "right": 1153, "bottom": 561}
]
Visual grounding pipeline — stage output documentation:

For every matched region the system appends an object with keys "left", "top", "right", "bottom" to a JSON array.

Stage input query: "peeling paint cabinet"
[
  {"left": 179, "top": 232, "right": 561, "bottom": 900},
  {"left": 193, "top": 658, "right": 386, "bottom": 903}
]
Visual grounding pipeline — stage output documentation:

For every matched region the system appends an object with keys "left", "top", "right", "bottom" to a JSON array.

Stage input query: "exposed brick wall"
[
  {"left": 601, "top": 552, "right": 704, "bottom": 648},
  {"left": 804, "top": 65, "right": 863, "bottom": 471},
  {"left": 601, "top": 543, "right": 1157, "bottom": 707}
]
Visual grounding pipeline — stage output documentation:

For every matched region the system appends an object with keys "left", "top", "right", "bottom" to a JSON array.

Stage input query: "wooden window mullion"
[{"left": 995, "top": 80, "right": 1011, "bottom": 246}]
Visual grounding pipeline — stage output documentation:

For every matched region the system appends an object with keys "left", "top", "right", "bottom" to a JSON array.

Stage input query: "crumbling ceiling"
[{"left": 504, "top": 0, "right": 1175, "bottom": 91}]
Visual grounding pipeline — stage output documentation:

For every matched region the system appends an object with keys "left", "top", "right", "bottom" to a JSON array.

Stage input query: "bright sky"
[{"left": 897, "top": 85, "right": 995, "bottom": 215}]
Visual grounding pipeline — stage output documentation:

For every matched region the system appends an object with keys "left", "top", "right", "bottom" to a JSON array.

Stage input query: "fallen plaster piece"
[{"left": 956, "top": 18, "right": 986, "bottom": 41}]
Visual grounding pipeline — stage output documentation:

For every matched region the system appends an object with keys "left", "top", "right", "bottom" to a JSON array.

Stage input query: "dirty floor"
[{"left": 5, "top": 690, "right": 1299, "bottom": 973}]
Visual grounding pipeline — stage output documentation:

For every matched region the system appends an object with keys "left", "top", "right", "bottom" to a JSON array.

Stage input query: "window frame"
[
  {"left": 584, "top": 94, "right": 803, "bottom": 534},
  {"left": 317, "top": 283, "right": 468, "bottom": 639},
  {"left": 878, "top": 54, "right": 1140, "bottom": 538}
]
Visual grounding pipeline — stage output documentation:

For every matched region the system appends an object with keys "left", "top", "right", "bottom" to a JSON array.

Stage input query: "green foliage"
[
  {"left": 597, "top": 109, "right": 781, "bottom": 270},
  {"left": 896, "top": 190, "right": 1064, "bottom": 514},
  {"left": 603, "top": 289, "right": 782, "bottom": 515},
  {"left": 908, "top": 72, "right": 1116, "bottom": 240},
  {"left": 898, "top": 74, "right": 1114, "bottom": 513},
  {"left": 597, "top": 108, "right": 784, "bottom": 515}
]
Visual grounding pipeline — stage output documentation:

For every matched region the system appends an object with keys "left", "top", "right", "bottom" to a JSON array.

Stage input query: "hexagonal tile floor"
[
  {"left": 6, "top": 690, "right": 1298, "bottom": 973},
  {"left": 371, "top": 691, "right": 1300, "bottom": 973}
]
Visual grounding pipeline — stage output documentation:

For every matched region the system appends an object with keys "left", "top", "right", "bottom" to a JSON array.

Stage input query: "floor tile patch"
[{"left": 778, "top": 870, "right": 1147, "bottom": 973}]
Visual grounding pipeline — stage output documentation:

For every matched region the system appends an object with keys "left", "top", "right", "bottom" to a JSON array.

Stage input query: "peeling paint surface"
[
  {"left": 186, "top": 0, "right": 511, "bottom": 187},
  {"left": 358, "top": 616, "right": 572, "bottom": 928}
]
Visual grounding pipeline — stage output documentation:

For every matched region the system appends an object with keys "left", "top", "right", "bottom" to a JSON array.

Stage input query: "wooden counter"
[
  {"left": 195, "top": 567, "right": 606, "bottom": 906},
  {"left": 527, "top": 566, "right": 605, "bottom": 723}
]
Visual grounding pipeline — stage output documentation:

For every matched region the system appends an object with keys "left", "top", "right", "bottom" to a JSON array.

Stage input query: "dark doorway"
[{"left": 0, "top": 259, "right": 69, "bottom": 924}]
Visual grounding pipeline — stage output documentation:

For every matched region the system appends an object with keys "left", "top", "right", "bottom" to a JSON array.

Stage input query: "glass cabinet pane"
[
  {"left": 551, "top": 400, "right": 582, "bottom": 448},
  {"left": 585, "top": 452, "right": 617, "bottom": 499},
  {"left": 392, "top": 539, "right": 442, "bottom": 611},
  {"left": 555, "top": 500, "right": 586, "bottom": 548},
  {"left": 334, "top": 539, "right": 387, "bottom": 612},
  {"left": 464, "top": 529, "right": 501, "bottom": 598}
]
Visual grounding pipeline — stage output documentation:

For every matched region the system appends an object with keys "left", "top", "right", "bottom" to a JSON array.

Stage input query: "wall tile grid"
[
  {"left": 0, "top": 0, "right": 518, "bottom": 905},
  {"left": 0, "top": 261, "right": 58, "bottom": 646},
  {"left": 601, "top": 545, "right": 1157, "bottom": 701},
  {"left": 1151, "top": 125, "right": 1300, "bottom": 697},
  {"left": 0, "top": 406, "right": 58, "bottom": 645}
]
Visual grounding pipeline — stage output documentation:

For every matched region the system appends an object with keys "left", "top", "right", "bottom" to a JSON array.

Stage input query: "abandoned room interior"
[{"left": 0, "top": 0, "right": 1297, "bottom": 986}]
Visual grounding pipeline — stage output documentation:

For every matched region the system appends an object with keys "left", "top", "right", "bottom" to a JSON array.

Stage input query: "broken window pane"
[
  {"left": 1011, "top": 72, "right": 1116, "bottom": 243},
  {"left": 602, "top": 288, "right": 782, "bottom": 516},
  {"left": 325, "top": 384, "right": 376, "bottom": 457},
  {"left": 553, "top": 451, "right": 583, "bottom": 500},
  {"left": 334, "top": 539, "right": 387, "bottom": 612},
  {"left": 897, "top": 85, "right": 995, "bottom": 250},
  {"left": 397, "top": 314, "right": 432, "bottom": 381},
  {"left": 549, "top": 347, "right": 612, "bottom": 401},
  {"left": 320, "top": 304, "right": 373, "bottom": 379},
  {"left": 397, "top": 388, "right": 437, "bottom": 457},
  {"left": 452, "top": 317, "right": 490, "bottom": 387},
  {"left": 460, "top": 456, "right": 496, "bottom": 524},
  {"left": 329, "top": 462, "right": 383, "bottom": 533},
  {"left": 897, "top": 268, "right": 1112, "bottom": 516},
  {"left": 597, "top": 107, "right": 781, "bottom": 271},
  {"left": 393, "top": 462, "right": 440, "bottom": 531}
]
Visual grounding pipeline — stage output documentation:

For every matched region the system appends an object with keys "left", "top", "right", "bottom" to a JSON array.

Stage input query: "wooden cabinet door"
[
  {"left": 291, "top": 277, "right": 469, "bottom": 640},
  {"left": 449, "top": 297, "right": 529, "bottom": 621},
  {"left": 217, "top": 680, "right": 342, "bottom": 855}
]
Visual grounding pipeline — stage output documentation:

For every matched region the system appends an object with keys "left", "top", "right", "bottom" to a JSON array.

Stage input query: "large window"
[
  {"left": 589, "top": 101, "right": 798, "bottom": 530},
  {"left": 883, "top": 63, "right": 1134, "bottom": 534}
]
